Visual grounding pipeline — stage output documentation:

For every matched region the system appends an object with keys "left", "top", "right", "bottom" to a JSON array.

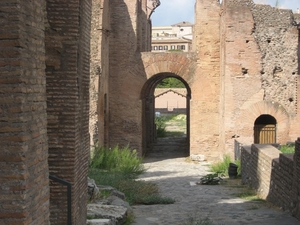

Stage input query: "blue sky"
[{"left": 152, "top": 0, "right": 300, "bottom": 26}]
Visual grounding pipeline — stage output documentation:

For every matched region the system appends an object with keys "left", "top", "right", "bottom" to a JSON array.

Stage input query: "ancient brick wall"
[
  {"left": 292, "top": 138, "right": 300, "bottom": 219},
  {"left": 106, "top": 0, "right": 150, "bottom": 153},
  {"left": 45, "top": 0, "right": 91, "bottom": 224},
  {"left": 241, "top": 144, "right": 281, "bottom": 199},
  {"left": 221, "top": 0, "right": 263, "bottom": 153},
  {"left": 250, "top": 5, "right": 298, "bottom": 115},
  {"left": 0, "top": 1, "right": 50, "bottom": 224},
  {"left": 241, "top": 143, "right": 299, "bottom": 218},
  {"left": 92, "top": 0, "right": 299, "bottom": 159},
  {"left": 190, "top": 0, "right": 221, "bottom": 159},
  {"left": 268, "top": 153, "right": 294, "bottom": 212},
  {"left": 90, "top": 0, "right": 110, "bottom": 148},
  {"left": 221, "top": 0, "right": 299, "bottom": 153},
  {"left": 90, "top": 0, "right": 102, "bottom": 146},
  {"left": 294, "top": 13, "right": 300, "bottom": 24}
]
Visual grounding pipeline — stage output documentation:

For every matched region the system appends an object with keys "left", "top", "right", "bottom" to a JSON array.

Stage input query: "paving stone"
[{"left": 132, "top": 138, "right": 300, "bottom": 225}]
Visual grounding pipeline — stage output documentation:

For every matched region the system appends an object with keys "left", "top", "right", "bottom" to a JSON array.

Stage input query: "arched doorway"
[
  {"left": 141, "top": 73, "right": 191, "bottom": 156},
  {"left": 254, "top": 114, "right": 277, "bottom": 144}
]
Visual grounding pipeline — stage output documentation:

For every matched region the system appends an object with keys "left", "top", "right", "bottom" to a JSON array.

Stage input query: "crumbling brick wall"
[
  {"left": 241, "top": 144, "right": 281, "bottom": 199},
  {"left": 292, "top": 138, "right": 300, "bottom": 219},
  {"left": 0, "top": 1, "right": 50, "bottom": 224},
  {"left": 222, "top": 0, "right": 299, "bottom": 153},
  {"left": 105, "top": 0, "right": 150, "bottom": 152},
  {"left": 268, "top": 153, "right": 294, "bottom": 212},
  {"left": 189, "top": 0, "right": 222, "bottom": 159},
  {"left": 241, "top": 142, "right": 300, "bottom": 219},
  {"left": 92, "top": 0, "right": 299, "bottom": 160},
  {"left": 249, "top": 5, "right": 298, "bottom": 115}
]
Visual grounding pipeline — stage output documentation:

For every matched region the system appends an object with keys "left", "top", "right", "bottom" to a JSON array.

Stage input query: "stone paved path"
[{"left": 132, "top": 137, "right": 299, "bottom": 225}]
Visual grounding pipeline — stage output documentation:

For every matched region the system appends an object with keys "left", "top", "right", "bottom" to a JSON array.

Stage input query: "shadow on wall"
[
  {"left": 98, "top": 0, "right": 149, "bottom": 154},
  {"left": 241, "top": 139, "right": 300, "bottom": 221}
]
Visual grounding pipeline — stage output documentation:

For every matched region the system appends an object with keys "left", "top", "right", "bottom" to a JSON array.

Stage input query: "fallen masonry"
[{"left": 87, "top": 179, "right": 132, "bottom": 225}]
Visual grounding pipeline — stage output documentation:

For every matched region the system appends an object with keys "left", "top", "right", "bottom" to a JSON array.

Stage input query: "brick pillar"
[
  {"left": 45, "top": 0, "right": 91, "bottom": 224},
  {"left": 292, "top": 138, "right": 300, "bottom": 219},
  {"left": 0, "top": 1, "right": 50, "bottom": 224}
]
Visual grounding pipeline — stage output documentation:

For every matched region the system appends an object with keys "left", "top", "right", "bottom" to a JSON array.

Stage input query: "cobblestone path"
[{"left": 132, "top": 137, "right": 299, "bottom": 225}]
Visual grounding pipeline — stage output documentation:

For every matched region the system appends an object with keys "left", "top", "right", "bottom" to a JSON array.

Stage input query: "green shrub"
[
  {"left": 210, "top": 154, "right": 240, "bottom": 177},
  {"left": 210, "top": 154, "right": 232, "bottom": 176},
  {"left": 90, "top": 145, "right": 145, "bottom": 179},
  {"left": 89, "top": 145, "right": 176, "bottom": 205},
  {"left": 88, "top": 169, "right": 175, "bottom": 205},
  {"left": 155, "top": 116, "right": 167, "bottom": 137},
  {"left": 280, "top": 145, "right": 295, "bottom": 154}
]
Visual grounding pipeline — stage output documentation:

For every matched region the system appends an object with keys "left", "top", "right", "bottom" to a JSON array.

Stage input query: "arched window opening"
[{"left": 254, "top": 114, "right": 277, "bottom": 144}]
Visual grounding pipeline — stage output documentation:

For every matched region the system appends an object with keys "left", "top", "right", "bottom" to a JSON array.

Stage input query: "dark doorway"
[
  {"left": 141, "top": 73, "right": 191, "bottom": 158},
  {"left": 254, "top": 114, "right": 277, "bottom": 144}
]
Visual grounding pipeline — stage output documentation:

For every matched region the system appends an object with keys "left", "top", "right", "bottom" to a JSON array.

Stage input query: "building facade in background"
[{"left": 151, "top": 21, "right": 193, "bottom": 52}]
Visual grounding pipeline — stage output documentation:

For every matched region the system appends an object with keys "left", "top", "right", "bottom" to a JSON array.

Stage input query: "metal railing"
[{"left": 49, "top": 175, "right": 72, "bottom": 225}]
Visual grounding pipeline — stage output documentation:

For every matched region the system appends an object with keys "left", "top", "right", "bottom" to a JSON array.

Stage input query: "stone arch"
[
  {"left": 141, "top": 72, "right": 192, "bottom": 155},
  {"left": 141, "top": 52, "right": 197, "bottom": 82},
  {"left": 236, "top": 101, "right": 290, "bottom": 144}
]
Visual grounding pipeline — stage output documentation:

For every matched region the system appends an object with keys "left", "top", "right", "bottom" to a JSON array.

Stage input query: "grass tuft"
[
  {"left": 209, "top": 154, "right": 241, "bottom": 177},
  {"left": 235, "top": 189, "right": 266, "bottom": 202},
  {"left": 89, "top": 145, "right": 175, "bottom": 206},
  {"left": 279, "top": 145, "right": 295, "bottom": 154},
  {"left": 90, "top": 145, "right": 145, "bottom": 179}
]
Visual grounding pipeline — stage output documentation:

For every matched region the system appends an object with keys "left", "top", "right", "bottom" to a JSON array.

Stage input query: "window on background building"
[
  {"left": 181, "top": 45, "right": 185, "bottom": 50},
  {"left": 153, "top": 46, "right": 158, "bottom": 50},
  {"left": 180, "top": 28, "right": 184, "bottom": 31},
  {"left": 171, "top": 45, "right": 175, "bottom": 50},
  {"left": 177, "top": 45, "right": 181, "bottom": 50},
  {"left": 164, "top": 46, "right": 168, "bottom": 50},
  {"left": 159, "top": 46, "right": 163, "bottom": 50}
]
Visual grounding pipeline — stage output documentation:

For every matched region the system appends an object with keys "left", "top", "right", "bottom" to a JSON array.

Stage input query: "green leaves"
[{"left": 156, "top": 77, "right": 185, "bottom": 88}]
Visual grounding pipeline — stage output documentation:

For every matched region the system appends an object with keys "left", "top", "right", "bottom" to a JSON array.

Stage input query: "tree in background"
[{"left": 156, "top": 77, "right": 185, "bottom": 88}]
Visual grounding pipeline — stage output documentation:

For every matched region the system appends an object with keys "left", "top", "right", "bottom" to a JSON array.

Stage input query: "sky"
[{"left": 151, "top": 0, "right": 300, "bottom": 26}]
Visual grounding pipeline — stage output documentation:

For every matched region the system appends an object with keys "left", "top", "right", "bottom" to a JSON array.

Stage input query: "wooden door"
[{"left": 254, "top": 124, "right": 276, "bottom": 144}]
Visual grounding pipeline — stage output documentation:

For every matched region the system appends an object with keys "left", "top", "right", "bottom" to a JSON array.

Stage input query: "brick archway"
[
  {"left": 141, "top": 73, "right": 192, "bottom": 155},
  {"left": 141, "top": 52, "right": 197, "bottom": 81},
  {"left": 236, "top": 101, "right": 290, "bottom": 144},
  {"left": 140, "top": 52, "right": 196, "bottom": 155}
]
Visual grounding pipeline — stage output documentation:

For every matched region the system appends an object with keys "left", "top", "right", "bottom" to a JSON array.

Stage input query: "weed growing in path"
[
  {"left": 209, "top": 154, "right": 241, "bottom": 177},
  {"left": 89, "top": 145, "right": 175, "bottom": 205}
]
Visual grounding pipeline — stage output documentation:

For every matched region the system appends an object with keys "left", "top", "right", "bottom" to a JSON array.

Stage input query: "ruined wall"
[
  {"left": 241, "top": 144, "right": 281, "bottom": 199},
  {"left": 241, "top": 142, "right": 300, "bottom": 220},
  {"left": 250, "top": 5, "right": 298, "bottom": 115},
  {"left": 222, "top": 0, "right": 299, "bottom": 153},
  {"left": 221, "top": 0, "right": 262, "bottom": 154},
  {"left": 45, "top": 0, "right": 91, "bottom": 224},
  {"left": 190, "top": 0, "right": 221, "bottom": 159},
  {"left": 90, "top": 0, "right": 101, "bottom": 146},
  {"left": 93, "top": 0, "right": 299, "bottom": 159},
  {"left": 0, "top": 1, "right": 50, "bottom": 224},
  {"left": 107, "top": 0, "right": 149, "bottom": 153},
  {"left": 292, "top": 138, "right": 300, "bottom": 219},
  {"left": 90, "top": 0, "right": 110, "bottom": 147}
]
